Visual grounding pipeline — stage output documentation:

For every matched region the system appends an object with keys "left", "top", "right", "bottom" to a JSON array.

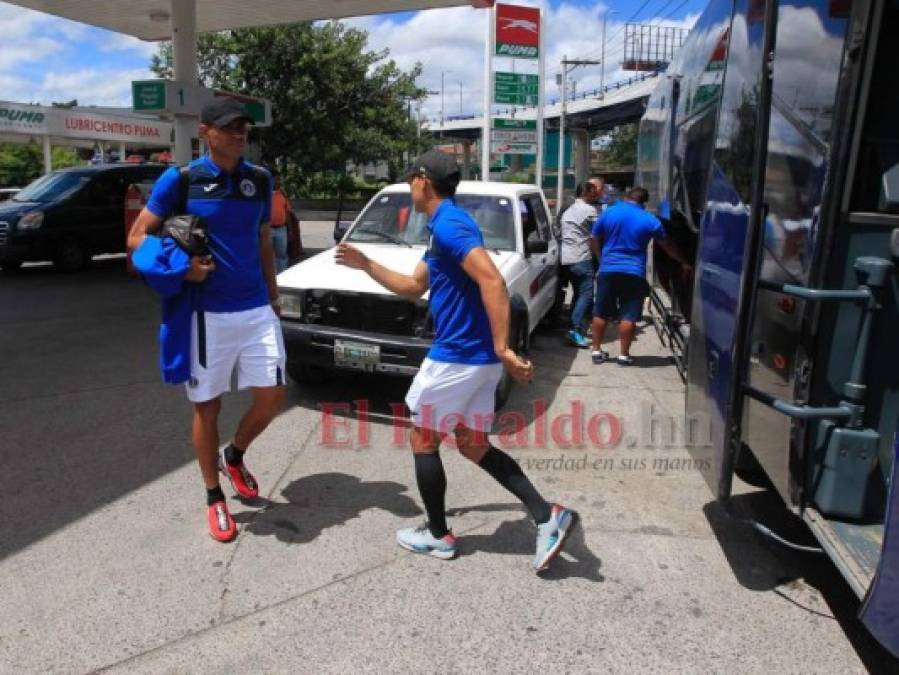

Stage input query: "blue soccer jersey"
[
  {"left": 147, "top": 156, "right": 272, "bottom": 313},
  {"left": 424, "top": 199, "right": 499, "bottom": 365}
]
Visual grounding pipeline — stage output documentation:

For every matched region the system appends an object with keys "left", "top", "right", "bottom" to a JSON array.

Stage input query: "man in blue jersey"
[
  {"left": 128, "top": 98, "right": 285, "bottom": 542},
  {"left": 336, "top": 150, "right": 577, "bottom": 572},
  {"left": 590, "top": 187, "right": 691, "bottom": 365}
]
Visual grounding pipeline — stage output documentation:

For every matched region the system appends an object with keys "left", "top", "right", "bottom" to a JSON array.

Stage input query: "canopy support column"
[{"left": 171, "top": 0, "right": 198, "bottom": 165}]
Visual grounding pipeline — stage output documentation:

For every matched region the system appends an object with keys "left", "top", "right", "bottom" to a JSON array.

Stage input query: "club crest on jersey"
[{"left": 239, "top": 178, "right": 256, "bottom": 197}]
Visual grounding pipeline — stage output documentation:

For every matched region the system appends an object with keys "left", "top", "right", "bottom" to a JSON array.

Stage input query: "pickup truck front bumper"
[{"left": 280, "top": 320, "right": 431, "bottom": 376}]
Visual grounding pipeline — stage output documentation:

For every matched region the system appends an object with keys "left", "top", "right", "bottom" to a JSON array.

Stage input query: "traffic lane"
[{"left": 0, "top": 259, "right": 287, "bottom": 561}]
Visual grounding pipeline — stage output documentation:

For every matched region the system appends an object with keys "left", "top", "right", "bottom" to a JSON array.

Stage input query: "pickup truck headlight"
[
  {"left": 279, "top": 290, "right": 303, "bottom": 320},
  {"left": 18, "top": 211, "right": 44, "bottom": 230}
]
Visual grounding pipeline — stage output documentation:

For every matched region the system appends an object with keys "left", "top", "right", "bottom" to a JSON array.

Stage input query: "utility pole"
[
  {"left": 440, "top": 70, "right": 453, "bottom": 125},
  {"left": 556, "top": 56, "right": 601, "bottom": 216},
  {"left": 600, "top": 10, "right": 619, "bottom": 98}
]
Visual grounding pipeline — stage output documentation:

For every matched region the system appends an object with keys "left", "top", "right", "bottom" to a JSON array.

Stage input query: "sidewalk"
[{"left": 0, "top": 281, "right": 876, "bottom": 673}]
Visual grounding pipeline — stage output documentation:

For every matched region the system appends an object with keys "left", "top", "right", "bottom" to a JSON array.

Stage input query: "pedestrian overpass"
[{"left": 428, "top": 71, "right": 659, "bottom": 183}]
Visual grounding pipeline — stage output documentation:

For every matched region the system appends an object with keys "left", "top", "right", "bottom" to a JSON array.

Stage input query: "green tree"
[
  {"left": 151, "top": 22, "right": 425, "bottom": 193},
  {"left": 604, "top": 123, "right": 638, "bottom": 168},
  {"left": 0, "top": 143, "right": 81, "bottom": 187}
]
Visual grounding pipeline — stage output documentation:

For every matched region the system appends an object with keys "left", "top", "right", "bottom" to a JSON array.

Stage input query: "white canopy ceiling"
[{"left": 5, "top": 1, "right": 477, "bottom": 41}]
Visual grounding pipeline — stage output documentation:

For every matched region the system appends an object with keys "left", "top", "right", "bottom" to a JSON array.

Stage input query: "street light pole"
[{"left": 441, "top": 71, "right": 445, "bottom": 126}]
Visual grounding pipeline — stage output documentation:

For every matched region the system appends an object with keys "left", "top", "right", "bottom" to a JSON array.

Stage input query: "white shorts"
[
  {"left": 185, "top": 305, "right": 286, "bottom": 403},
  {"left": 405, "top": 357, "right": 504, "bottom": 433}
]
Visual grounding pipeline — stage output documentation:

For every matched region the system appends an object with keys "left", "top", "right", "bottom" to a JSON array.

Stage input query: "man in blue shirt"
[
  {"left": 128, "top": 97, "right": 285, "bottom": 543},
  {"left": 590, "top": 187, "right": 692, "bottom": 365},
  {"left": 336, "top": 150, "right": 577, "bottom": 572}
]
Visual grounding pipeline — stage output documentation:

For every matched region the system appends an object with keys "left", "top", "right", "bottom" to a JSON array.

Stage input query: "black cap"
[
  {"left": 200, "top": 97, "right": 253, "bottom": 127},
  {"left": 403, "top": 150, "right": 461, "bottom": 184}
]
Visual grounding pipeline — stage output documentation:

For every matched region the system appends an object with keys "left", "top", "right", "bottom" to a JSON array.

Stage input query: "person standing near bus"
[
  {"left": 559, "top": 177, "right": 604, "bottom": 348},
  {"left": 590, "top": 186, "right": 692, "bottom": 365}
]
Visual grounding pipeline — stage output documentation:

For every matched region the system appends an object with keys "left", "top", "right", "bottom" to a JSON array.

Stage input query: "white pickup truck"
[{"left": 276, "top": 180, "right": 559, "bottom": 406}]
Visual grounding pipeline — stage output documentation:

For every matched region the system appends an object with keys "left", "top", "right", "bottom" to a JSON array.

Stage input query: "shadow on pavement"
[
  {"left": 703, "top": 489, "right": 899, "bottom": 673},
  {"left": 235, "top": 472, "right": 422, "bottom": 544},
  {"left": 0, "top": 259, "right": 272, "bottom": 561},
  {"left": 450, "top": 503, "right": 603, "bottom": 582}
]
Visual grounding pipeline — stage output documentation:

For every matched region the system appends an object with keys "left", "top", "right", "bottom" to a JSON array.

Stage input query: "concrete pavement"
[{"left": 0, "top": 224, "right": 894, "bottom": 673}]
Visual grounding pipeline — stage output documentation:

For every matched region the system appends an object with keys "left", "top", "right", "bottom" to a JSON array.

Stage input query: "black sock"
[
  {"left": 478, "top": 446, "right": 552, "bottom": 524},
  {"left": 224, "top": 443, "right": 245, "bottom": 467},
  {"left": 414, "top": 452, "right": 449, "bottom": 539},
  {"left": 206, "top": 485, "right": 225, "bottom": 506}
]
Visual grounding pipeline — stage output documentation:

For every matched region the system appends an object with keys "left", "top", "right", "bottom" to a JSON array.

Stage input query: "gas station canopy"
[
  {"left": 4, "top": 1, "right": 479, "bottom": 41},
  {"left": 4, "top": 0, "right": 492, "bottom": 166}
]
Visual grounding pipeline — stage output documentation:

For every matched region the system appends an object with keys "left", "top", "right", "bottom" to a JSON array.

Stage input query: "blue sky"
[{"left": 0, "top": 0, "right": 705, "bottom": 116}]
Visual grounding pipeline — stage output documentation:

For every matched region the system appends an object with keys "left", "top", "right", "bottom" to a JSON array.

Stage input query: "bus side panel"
[
  {"left": 686, "top": 1, "right": 767, "bottom": 497},
  {"left": 861, "top": 432, "right": 899, "bottom": 658}
]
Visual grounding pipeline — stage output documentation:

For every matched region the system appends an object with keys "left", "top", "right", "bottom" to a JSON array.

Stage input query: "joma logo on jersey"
[{"left": 496, "top": 44, "right": 538, "bottom": 58}]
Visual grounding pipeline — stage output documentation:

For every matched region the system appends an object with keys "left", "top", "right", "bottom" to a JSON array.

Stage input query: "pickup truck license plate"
[{"left": 334, "top": 339, "right": 380, "bottom": 371}]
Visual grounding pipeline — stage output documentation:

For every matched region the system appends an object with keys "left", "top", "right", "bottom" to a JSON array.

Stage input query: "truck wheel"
[
  {"left": 54, "top": 237, "right": 88, "bottom": 272},
  {"left": 495, "top": 320, "right": 525, "bottom": 410},
  {"left": 0, "top": 260, "right": 22, "bottom": 272},
  {"left": 286, "top": 362, "right": 329, "bottom": 385}
]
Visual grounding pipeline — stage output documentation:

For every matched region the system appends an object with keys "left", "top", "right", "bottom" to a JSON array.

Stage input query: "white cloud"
[
  {"left": 0, "top": 37, "right": 65, "bottom": 69},
  {"left": 346, "top": 2, "right": 698, "bottom": 121},
  {"left": 99, "top": 33, "right": 159, "bottom": 58},
  {"left": 38, "top": 68, "right": 155, "bottom": 107},
  {"left": 0, "top": 0, "right": 698, "bottom": 114}
]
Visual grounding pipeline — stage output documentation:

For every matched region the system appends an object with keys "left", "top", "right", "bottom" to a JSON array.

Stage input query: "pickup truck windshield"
[
  {"left": 347, "top": 193, "right": 517, "bottom": 251},
  {"left": 14, "top": 172, "right": 90, "bottom": 203}
]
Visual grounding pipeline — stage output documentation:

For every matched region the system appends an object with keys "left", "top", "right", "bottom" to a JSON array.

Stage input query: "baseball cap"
[
  {"left": 402, "top": 150, "right": 461, "bottom": 184},
  {"left": 200, "top": 97, "right": 253, "bottom": 127}
]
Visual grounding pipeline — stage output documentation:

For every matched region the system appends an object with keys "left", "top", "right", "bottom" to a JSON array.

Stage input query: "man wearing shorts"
[
  {"left": 128, "top": 97, "right": 286, "bottom": 542},
  {"left": 336, "top": 150, "right": 577, "bottom": 572},
  {"left": 590, "top": 186, "right": 691, "bottom": 365}
]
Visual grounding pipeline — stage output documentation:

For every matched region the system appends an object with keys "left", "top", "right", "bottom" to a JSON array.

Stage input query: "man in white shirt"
[{"left": 558, "top": 177, "right": 604, "bottom": 347}]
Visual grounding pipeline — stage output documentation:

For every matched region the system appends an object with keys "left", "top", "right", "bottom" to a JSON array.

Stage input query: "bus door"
[
  {"left": 685, "top": 0, "right": 773, "bottom": 499},
  {"left": 737, "top": 0, "right": 899, "bottom": 635},
  {"left": 735, "top": 0, "right": 853, "bottom": 505}
]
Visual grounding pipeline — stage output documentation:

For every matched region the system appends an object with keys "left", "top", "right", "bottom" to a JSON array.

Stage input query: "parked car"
[
  {"left": 0, "top": 188, "right": 21, "bottom": 202},
  {"left": 0, "top": 163, "right": 167, "bottom": 271},
  {"left": 277, "top": 180, "right": 559, "bottom": 407}
]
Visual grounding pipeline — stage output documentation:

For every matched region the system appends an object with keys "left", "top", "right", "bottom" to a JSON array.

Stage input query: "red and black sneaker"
[
  {"left": 207, "top": 500, "right": 237, "bottom": 542},
  {"left": 219, "top": 453, "right": 259, "bottom": 499}
]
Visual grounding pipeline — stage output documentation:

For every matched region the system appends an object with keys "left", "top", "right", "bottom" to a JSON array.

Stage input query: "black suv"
[{"left": 0, "top": 163, "right": 167, "bottom": 271}]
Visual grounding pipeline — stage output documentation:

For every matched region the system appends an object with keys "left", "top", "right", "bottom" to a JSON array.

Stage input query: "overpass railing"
[{"left": 436, "top": 71, "right": 660, "bottom": 125}]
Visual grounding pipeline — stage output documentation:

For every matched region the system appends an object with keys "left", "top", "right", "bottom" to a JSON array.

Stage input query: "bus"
[{"left": 636, "top": 0, "right": 898, "bottom": 655}]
